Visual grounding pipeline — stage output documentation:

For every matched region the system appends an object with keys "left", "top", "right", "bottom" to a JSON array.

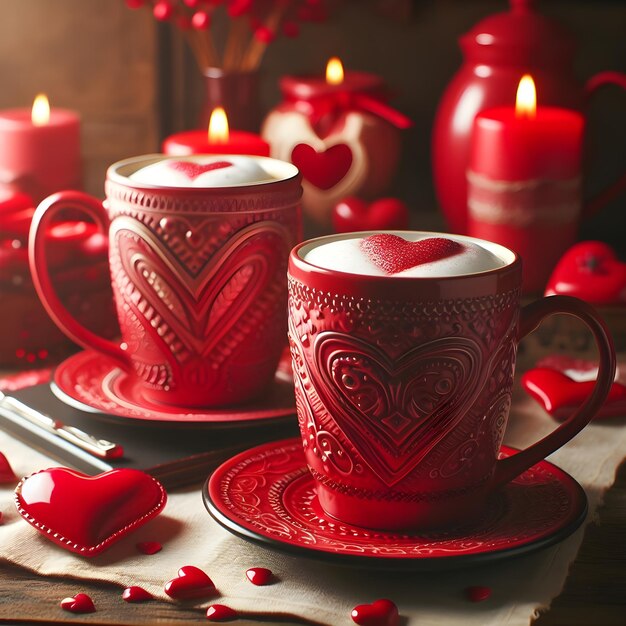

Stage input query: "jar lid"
[{"left": 460, "top": 0, "right": 575, "bottom": 66}]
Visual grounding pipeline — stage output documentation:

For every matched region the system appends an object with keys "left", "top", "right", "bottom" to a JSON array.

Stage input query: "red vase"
[{"left": 432, "top": 0, "right": 624, "bottom": 235}]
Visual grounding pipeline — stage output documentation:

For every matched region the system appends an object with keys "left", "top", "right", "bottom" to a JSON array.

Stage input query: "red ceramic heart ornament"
[
  {"left": 14, "top": 468, "right": 166, "bottom": 556},
  {"left": 351, "top": 598, "right": 399, "bottom": 626},
  {"left": 361, "top": 234, "right": 463, "bottom": 274},
  {"left": 522, "top": 367, "right": 626, "bottom": 421},
  {"left": 0, "top": 451, "right": 17, "bottom": 484},
  {"left": 60, "top": 593, "right": 96, "bottom": 613},
  {"left": 332, "top": 197, "right": 409, "bottom": 233},
  {"left": 545, "top": 241, "right": 626, "bottom": 305},
  {"left": 164, "top": 565, "right": 217, "bottom": 600},
  {"left": 291, "top": 143, "right": 353, "bottom": 190}
]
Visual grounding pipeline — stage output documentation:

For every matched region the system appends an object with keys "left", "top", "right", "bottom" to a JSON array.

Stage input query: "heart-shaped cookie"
[
  {"left": 332, "top": 197, "right": 409, "bottom": 233},
  {"left": 291, "top": 143, "right": 353, "bottom": 190},
  {"left": 14, "top": 468, "right": 166, "bottom": 556},
  {"left": 521, "top": 367, "right": 626, "bottom": 421},
  {"left": 60, "top": 593, "right": 96, "bottom": 613},
  {"left": 164, "top": 565, "right": 217, "bottom": 600},
  {"left": 351, "top": 598, "right": 399, "bottom": 626},
  {"left": 545, "top": 241, "right": 626, "bottom": 305},
  {"left": 360, "top": 234, "right": 462, "bottom": 274}
]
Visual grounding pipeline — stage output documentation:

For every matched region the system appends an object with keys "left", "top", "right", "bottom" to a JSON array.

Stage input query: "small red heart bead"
[
  {"left": 361, "top": 234, "right": 463, "bottom": 274},
  {"left": 14, "top": 468, "right": 166, "bottom": 556},
  {"left": 60, "top": 593, "right": 96, "bottom": 613},
  {"left": 332, "top": 197, "right": 409, "bottom": 233},
  {"left": 206, "top": 604, "right": 238, "bottom": 621},
  {"left": 122, "top": 586, "right": 153, "bottom": 602},
  {"left": 164, "top": 565, "right": 217, "bottom": 600},
  {"left": 465, "top": 585, "right": 492, "bottom": 602},
  {"left": 0, "top": 451, "right": 17, "bottom": 484},
  {"left": 245, "top": 567, "right": 273, "bottom": 586},
  {"left": 136, "top": 540, "right": 162, "bottom": 555},
  {"left": 351, "top": 598, "right": 399, "bottom": 626}
]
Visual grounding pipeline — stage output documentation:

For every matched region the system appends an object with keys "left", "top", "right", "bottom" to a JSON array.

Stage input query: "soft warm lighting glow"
[
  {"left": 515, "top": 75, "right": 536, "bottom": 119},
  {"left": 208, "top": 107, "right": 229, "bottom": 143},
  {"left": 326, "top": 57, "right": 344, "bottom": 85},
  {"left": 31, "top": 93, "right": 50, "bottom": 126}
]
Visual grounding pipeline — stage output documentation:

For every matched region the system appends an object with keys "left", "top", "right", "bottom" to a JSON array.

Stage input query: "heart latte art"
[
  {"left": 129, "top": 155, "right": 276, "bottom": 187},
  {"left": 303, "top": 233, "right": 506, "bottom": 277}
]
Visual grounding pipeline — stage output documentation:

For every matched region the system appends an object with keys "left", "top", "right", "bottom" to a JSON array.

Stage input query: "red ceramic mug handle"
[
  {"left": 491, "top": 295, "right": 616, "bottom": 488},
  {"left": 28, "top": 190, "right": 130, "bottom": 370},
  {"left": 583, "top": 71, "right": 626, "bottom": 218}
]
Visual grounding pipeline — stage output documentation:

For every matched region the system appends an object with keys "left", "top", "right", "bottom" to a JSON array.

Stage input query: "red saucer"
[
  {"left": 52, "top": 350, "right": 295, "bottom": 424},
  {"left": 204, "top": 439, "right": 587, "bottom": 570}
]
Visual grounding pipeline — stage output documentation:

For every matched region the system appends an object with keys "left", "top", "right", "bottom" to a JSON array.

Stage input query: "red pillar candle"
[
  {"left": 467, "top": 75, "right": 584, "bottom": 293},
  {"left": 262, "top": 58, "right": 411, "bottom": 227},
  {"left": 0, "top": 95, "right": 81, "bottom": 203},
  {"left": 163, "top": 107, "right": 269, "bottom": 157}
]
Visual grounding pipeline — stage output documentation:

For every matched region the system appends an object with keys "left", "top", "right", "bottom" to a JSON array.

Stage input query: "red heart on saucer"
[
  {"left": 545, "top": 241, "right": 626, "bottom": 305},
  {"left": 332, "top": 197, "right": 409, "bottom": 233},
  {"left": 361, "top": 234, "right": 463, "bottom": 274},
  {"left": 521, "top": 367, "right": 626, "bottom": 421},
  {"left": 291, "top": 143, "right": 353, "bottom": 190},
  {"left": 351, "top": 598, "right": 399, "bottom": 626},
  {"left": 60, "top": 593, "right": 96, "bottom": 613},
  {"left": 14, "top": 468, "right": 166, "bottom": 556},
  {"left": 167, "top": 160, "right": 233, "bottom": 180},
  {"left": 164, "top": 565, "right": 217, "bottom": 600},
  {"left": 0, "top": 451, "right": 17, "bottom": 484}
]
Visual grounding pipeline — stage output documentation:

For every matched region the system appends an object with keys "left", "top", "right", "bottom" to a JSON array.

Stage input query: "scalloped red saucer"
[
  {"left": 52, "top": 350, "right": 295, "bottom": 424},
  {"left": 204, "top": 439, "right": 587, "bottom": 570}
]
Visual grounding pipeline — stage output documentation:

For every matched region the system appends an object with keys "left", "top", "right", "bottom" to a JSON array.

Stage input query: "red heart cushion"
[
  {"left": 14, "top": 467, "right": 166, "bottom": 556},
  {"left": 332, "top": 197, "right": 409, "bottom": 233},
  {"left": 291, "top": 143, "right": 353, "bottom": 190},
  {"left": 361, "top": 234, "right": 463, "bottom": 274}
]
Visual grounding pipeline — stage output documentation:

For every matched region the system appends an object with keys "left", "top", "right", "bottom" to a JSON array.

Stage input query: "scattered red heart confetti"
[
  {"left": 14, "top": 468, "right": 167, "bottom": 556},
  {"left": 136, "top": 541, "right": 162, "bottom": 555},
  {"left": 0, "top": 452, "right": 17, "bottom": 484},
  {"left": 360, "top": 234, "right": 463, "bottom": 274},
  {"left": 332, "top": 197, "right": 409, "bottom": 233},
  {"left": 122, "top": 586, "right": 153, "bottom": 602},
  {"left": 245, "top": 567, "right": 273, "bottom": 586},
  {"left": 351, "top": 598, "right": 399, "bottom": 626},
  {"left": 465, "top": 585, "right": 492, "bottom": 602},
  {"left": 167, "top": 160, "right": 233, "bottom": 180},
  {"left": 206, "top": 604, "right": 238, "bottom": 621},
  {"left": 164, "top": 565, "right": 217, "bottom": 600},
  {"left": 60, "top": 593, "right": 96, "bottom": 613}
]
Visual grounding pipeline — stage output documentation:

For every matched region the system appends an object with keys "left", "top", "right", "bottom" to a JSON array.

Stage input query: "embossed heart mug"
[
  {"left": 287, "top": 231, "right": 615, "bottom": 530},
  {"left": 29, "top": 154, "right": 301, "bottom": 407}
]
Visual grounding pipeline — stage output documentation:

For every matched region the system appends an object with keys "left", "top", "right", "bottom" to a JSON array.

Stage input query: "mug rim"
[{"left": 106, "top": 153, "right": 301, "bottom": 192}]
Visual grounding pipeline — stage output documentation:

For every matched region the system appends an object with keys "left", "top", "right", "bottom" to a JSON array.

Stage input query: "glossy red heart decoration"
[
  {"left": 332, "top": 197, "right": 409, "bottom": 233},
  {"left": 351, "top": 598, "right": 399, "bottom": 626},
  {"left": 522, "top": 367, "right": 626, "bottom": 421},
  {"left": 206, "top": 604, "right": 238, "bottom": 621},
  {"left": 164, "top": 565, "right": 217, "bottom": 600},
  {"left": 245, "top": 567, "right": 273, "bottom": 586},
  {"left": 122, "top": 586, "right": 153, "bottom": 602},
  {"left": 60, "top": 593, "right": 95, "bottom": 613},
  {"left": 14, "top": 468, "right": 166, "bottom": 556},
  {"left": 545, "top": 241, "right": 626, "bottom": 305},
  {"left": 0, "top": 451, "right": 17, "bottom": 484},
  {"left": 167, "top": 160, "right": 233, "bottom": 180},
  {"left": 136, "top": 540, "right": 162, "bottom": 555},
  {"left": 465, "top": 585, "right": 492, "bottom": 602},
  {"left": 291, "top": 143, "right": 353, "bottom": 190},
  {"left": 361, "top": 234, "right": 463, "bottom": 274}
]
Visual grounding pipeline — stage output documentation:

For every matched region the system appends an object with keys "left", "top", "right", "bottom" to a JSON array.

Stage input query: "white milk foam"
[
  {"left": 303, "top": 234, "right": 506, "bottom": 277},
  {"left": 129, "top": 155, "right": 275, "bottom": 187}
]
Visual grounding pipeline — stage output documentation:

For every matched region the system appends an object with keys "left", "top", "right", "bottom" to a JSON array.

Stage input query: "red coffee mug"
[
  {"left": 30, "top": 154, "right": 301, "bottom": 408},
  {"left": 287, "top": 231, "right": 615, "bottom": 530}
]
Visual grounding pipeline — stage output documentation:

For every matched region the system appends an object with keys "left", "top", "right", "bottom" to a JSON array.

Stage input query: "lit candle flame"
[
  {"left": 515, "top": 75, "right": 536, "bottom": 119},
  {"left": 208, "top": 107, "right": 229, "bottom": 143},
  {"left": 31, "top": 93, "right": 50, "bottom": 126},
  {"left": 326, "top": 57, "right": 344, "bottom": 85}
]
